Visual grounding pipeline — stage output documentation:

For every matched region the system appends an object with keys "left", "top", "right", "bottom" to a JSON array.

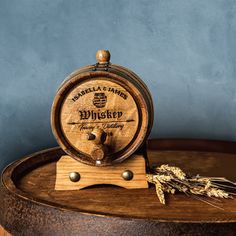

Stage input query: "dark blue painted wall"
[{"left": 1, "top": 0, "right": 236, "bottom": 170}]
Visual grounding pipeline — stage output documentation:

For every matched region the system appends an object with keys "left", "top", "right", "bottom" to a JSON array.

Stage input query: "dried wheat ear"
[{"left": 146, "top": 164, "right": 236, "bottom": 208}]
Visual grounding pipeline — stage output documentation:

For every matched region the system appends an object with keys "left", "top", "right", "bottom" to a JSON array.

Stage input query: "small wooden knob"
[
  {"left": 96, "top": 50, "right": 110, "bottom": 64},
  {"left": 88, "top": 128, "right": 108, "bottom": 161},
  {"left": 91, "top": 145, "right": 107, "bottom": 161}
]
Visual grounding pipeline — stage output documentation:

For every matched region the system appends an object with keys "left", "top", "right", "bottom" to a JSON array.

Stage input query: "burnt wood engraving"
[
  {"left": 51, "top": 50, "right": 153, "bottom": 166},
  {"left": 50, "top": 50, "right": 154, "bottom": 195},
  {"left": 77, "top": 110, "right": 123, "bottom": 120},
  {"left": 2, "top": 50, "right": 236, "bottom": 235},
  {"left": 93, "top": 93, "right": 107, "bottom": 108}
]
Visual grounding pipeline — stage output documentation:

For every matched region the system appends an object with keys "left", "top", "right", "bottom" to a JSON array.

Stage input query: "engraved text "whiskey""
[{"left": 78, "top": 110, "right": 123, "bottom": 120}]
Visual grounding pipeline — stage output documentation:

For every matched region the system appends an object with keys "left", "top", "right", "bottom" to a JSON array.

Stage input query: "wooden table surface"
[{"left": 1, "top": 139, "right": 236, "bottom": 235}]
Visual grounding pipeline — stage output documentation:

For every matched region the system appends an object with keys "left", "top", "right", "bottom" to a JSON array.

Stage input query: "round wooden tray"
[{"left": 1, "top": 139, "right": 236, "bottom": 235}]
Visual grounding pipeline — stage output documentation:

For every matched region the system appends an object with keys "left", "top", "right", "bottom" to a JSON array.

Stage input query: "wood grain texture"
[
  {"left": 0, "top": 225, "right": 11, "bottom": 236},
  {"left": 55, "top": 154, "right": 148, "bottom": 190},
  {"left": 60, "top": 79, "right": 139, "bottom": 158},
  {"left": 51, "top": 54, "right": 153, "bottom": 166},
  {"left": 1, "top": 139, "right": 236, "bottom": 235}
]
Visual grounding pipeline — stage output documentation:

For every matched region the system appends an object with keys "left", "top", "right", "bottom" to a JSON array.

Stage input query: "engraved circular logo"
[{"left": 93, "top": 93, "right": 107, "bottom": 108}]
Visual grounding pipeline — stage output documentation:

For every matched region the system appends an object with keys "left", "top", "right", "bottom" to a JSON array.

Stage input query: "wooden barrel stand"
[{"left": 1, "top": 139, "right": 236, "bottom": 235}]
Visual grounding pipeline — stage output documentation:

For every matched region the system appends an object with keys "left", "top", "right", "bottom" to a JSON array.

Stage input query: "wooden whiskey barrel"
[
  {"left": 51, "top": 50, "right": 154, "bottom": 166},
  {"left": 1, "top": 139, "right": 236, "bottom": 236}
]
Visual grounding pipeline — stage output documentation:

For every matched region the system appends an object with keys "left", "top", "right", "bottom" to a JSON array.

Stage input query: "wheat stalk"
[{"left": 146, "top": 164, "right": 235, "bottom": 208}]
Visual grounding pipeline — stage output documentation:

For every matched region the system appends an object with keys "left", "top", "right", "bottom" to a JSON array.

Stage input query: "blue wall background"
[{"left": 1, "top": 0, "right": 236, "bottom": 170}]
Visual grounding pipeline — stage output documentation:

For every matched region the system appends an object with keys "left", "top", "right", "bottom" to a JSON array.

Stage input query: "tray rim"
[{"left": 1, "top": 138, "right": 236, "bottom": 224}]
